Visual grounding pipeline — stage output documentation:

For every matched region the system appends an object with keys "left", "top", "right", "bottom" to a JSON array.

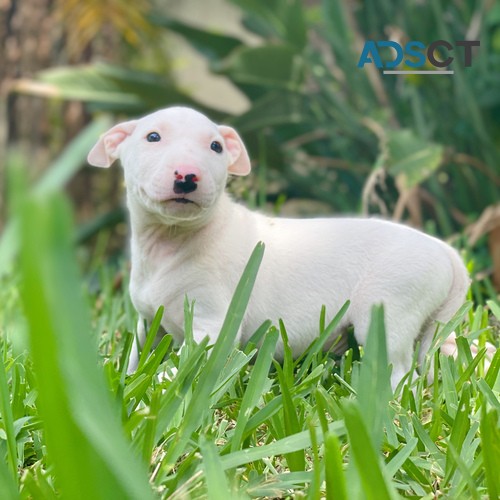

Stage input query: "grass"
[{"left": 0, "top": 188, "right": 499, "bottom": 499}]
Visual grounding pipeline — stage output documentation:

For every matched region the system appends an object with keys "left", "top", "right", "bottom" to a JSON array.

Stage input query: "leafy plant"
[{"left": 13, "top": 1, "right": 500, "bottom": 237}]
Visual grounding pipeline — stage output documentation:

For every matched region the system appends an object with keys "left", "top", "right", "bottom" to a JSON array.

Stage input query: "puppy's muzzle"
[{"left": 173, "top": 172, "right": 199, "bottom": 194}]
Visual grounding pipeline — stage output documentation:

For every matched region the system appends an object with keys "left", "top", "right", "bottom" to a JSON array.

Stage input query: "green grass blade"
[
  {"left": 161, "top": 242, "right": 265, "bottom": 470},
  {"left": 0, "top": 119, "right": 112, "bottom": 277},
  {"left": 307, "top": 418, "right": 321, "bottom": 500},
  {"left": 476, "top": 378, "right": 500, "bottom": 412},
  {"left": 136, "top": 306, "right": 164, "bottom": 371},
  {"left": 0, "top": 345, "right": 19, "bottom": 488},
  {"left": 355, "top": 305, "right": 392, "bottom": 448},
  {"left": 342, "top": 400, "right": 398, "bottom": 500},
  {"left": 221, "top": 421, "right": 346, "bottom": 471},
  {"left": 200, "top": 436, "right": 232, "bottom": 499},
  {"left": 385, "top": 437, "right": 418, "bottom": 478},
  {"left": 484, "top": 346, "right": 500, "bottom": 389},
  {"left": 274, "top": 362, "right": 306, "bottom": 471},
  {"left": 324, "top": 432, "right": 347, "bottom": 500},
  {"left": 480, "top": 408, "right": 500, "bottom": 499},
  {"left": 152, "top": 338, "right": 209, "bottom": 442},
  {"left": 19, "top": 192, "right": 153, "bottom": 499},
  {"left": 440, "top": 355, "right": 459, "bottom": 418},
  {"left": 296, "top": 301, "right": 350, "bottom": 381},
  {"left": 231, "top": 326, "right": 279, "bottom": 452}
]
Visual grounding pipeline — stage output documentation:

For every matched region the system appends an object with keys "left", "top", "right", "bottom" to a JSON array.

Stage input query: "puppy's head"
[{"left": 87, "top": 107, "right": 251, "bottom": 226}]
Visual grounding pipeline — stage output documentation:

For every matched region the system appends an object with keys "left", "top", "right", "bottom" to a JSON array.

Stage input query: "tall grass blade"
[
  {"left": 480, "top": 408, "right": 500, "bottom": 499},
  {"left": 355, "top": 305, "right": 392, "bottom": 448},
  {"left": 324, "top": 432, "right": 347, "bottom": 500},
  {"left": 385, "top": 437, "right": 418, "bottom": 478},
  {"left": 19, "top": 191, "right": 153, "bottom": 499},
  {"left": 0, "top": 344, "right": 19, "bottom": 488},
  {"left": 161, "top": 242, "right": 265, "bottom": 471},
  {"left": 296, "top": 301, "right": 350, "bottom": 381},
  {"left": 275, "top": 362, "right": 306, "bottom": 471},
  {"left": 342, "top": 400, "right": 398, "bottom": 500},
  {"left": 136, "top": 306, "right": 164, "bottom": 371},
  {"left": 0, "top": 119, "right": 111, "bottom": 276},
  {"left": 231, "top": 326, "right": 279, "bottom": 452},
  {"left": 200, "top": 436, "right": 232, "bottom": 499}
]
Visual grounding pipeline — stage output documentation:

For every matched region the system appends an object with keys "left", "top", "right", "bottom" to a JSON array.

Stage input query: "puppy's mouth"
[{"left": 172, "top": 198, "right": 194, "bottom": 204}]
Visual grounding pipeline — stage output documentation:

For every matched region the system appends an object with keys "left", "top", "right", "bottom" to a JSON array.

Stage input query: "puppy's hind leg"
[
  {"left": 351, "top": 307, "right": 416, "bottom": 391},
  {"left": 419, "top": 252, "right": 470, "bottom": 383}
]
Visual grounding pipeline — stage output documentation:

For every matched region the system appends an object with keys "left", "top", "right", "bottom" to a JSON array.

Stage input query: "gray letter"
[{"left": 456, "top": 40, "right": 480, "bottom": 67}]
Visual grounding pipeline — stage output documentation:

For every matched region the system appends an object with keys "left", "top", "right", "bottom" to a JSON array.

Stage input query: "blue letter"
[
  {"left": 378, "top": 41, "right": 404, "bottom": 69},
  {"left": 357, "top": 41, "right": 383, "bottom": 68},
  {"left": 405, "top": 41, "right": 426, "bottom": 68}
]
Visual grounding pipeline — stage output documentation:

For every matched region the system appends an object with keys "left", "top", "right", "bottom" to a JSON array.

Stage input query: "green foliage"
[{"left": 14, "top": 1, "right": 500, "bottom": 235}]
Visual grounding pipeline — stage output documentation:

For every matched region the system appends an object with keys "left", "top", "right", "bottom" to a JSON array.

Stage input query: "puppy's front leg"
[{"left": 127, "top": 316, "right": 147, "bottom": 374}]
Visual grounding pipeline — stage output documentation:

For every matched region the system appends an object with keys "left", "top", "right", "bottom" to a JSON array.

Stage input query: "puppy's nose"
[{"left": 173, "top": 172, "right": 199, "bottom": 194}]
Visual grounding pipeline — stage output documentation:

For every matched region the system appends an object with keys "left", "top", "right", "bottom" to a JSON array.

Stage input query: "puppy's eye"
[
  {"left": 210, "top": 141, "right": 223, "bottom": 153},
  {"left": 146, "top": 132, "right": 161, "bottom": 142}
]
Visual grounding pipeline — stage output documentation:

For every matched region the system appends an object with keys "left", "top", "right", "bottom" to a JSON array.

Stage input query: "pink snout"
[{"left": 173, "top": 166, "right": 201, "bottom": 195}]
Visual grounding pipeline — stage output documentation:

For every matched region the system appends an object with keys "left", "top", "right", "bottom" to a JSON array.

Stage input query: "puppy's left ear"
[{"left": 219, "top": 125, "right": 251, "bottom": 176}]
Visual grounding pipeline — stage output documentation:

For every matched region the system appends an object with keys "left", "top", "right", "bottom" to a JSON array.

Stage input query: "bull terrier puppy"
[{"left": 88, "top": 107, "right": 471, "bottom": 389}]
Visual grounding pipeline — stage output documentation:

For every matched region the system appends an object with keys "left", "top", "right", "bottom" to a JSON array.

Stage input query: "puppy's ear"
[
  {"left": 219, "top": 125, "right": 251, "bottom": 176},
  {"left": 87, "top": 120, "right": 138, "bottom": 168}
]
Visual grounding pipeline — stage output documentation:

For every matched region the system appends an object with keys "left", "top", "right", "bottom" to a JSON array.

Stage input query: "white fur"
[{"left": 88, "top": 107, "right": 471, "bottom": 388}]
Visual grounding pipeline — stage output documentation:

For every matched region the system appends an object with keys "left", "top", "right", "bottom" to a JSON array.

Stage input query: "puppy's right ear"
[{"left": 87, "top": 120, "right": 138, "bottom": 168}]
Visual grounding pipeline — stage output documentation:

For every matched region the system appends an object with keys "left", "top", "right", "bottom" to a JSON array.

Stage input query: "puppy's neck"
[{"left": 127, "top": 193, "right": 232, "bottom": 253}]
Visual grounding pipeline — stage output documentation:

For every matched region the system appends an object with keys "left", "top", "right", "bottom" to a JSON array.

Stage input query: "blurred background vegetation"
[{"left": 1, "top": 0, "right": 500, "bottom": 293}]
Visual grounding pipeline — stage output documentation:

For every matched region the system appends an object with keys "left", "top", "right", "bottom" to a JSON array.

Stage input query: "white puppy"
[{"left": 88, "top": 106, "right": 470, "bottom": 388}]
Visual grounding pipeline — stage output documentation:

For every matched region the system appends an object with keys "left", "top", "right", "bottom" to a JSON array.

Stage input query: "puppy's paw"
[{"left": 440, "top": 332, "right": 496, "bottom": 371}]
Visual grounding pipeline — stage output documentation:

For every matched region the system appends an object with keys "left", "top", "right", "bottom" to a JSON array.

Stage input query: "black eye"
[
  {"left": 146, "top": 132, "right": 161, "bottom": 142},
  {"left": 210, "top": 141, "right": 223, "bottom": 153}
]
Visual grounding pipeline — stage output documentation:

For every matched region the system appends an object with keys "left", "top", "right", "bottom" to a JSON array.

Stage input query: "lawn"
[{"left": 0, "top": 170, "right": 499, "bottom": 499}]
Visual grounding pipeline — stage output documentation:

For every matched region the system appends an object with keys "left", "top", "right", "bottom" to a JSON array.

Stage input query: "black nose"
[{"left": 173, "top": 174, "right": 198, "bottom": 194}]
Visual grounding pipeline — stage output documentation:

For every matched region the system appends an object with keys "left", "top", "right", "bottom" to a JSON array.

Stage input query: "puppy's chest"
[{"left": 129, "top": 253, "right": 211, "bottom": 321}]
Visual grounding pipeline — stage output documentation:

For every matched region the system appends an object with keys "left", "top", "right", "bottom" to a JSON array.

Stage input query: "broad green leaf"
[
  {"left": 383, "top": 129, "right": 445, "bottom": 188},
  {"left": 14, "top": 63, "right": 222, "bottom": 117},
  {"left": 230, "top": 0, "right": 306, "bottom": 50},
  {"left": 215, "top": 44, "right": 304, "bottom": 96},
  {"left": 152, "top": 15, "right": 243, "bottom": 61}
]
